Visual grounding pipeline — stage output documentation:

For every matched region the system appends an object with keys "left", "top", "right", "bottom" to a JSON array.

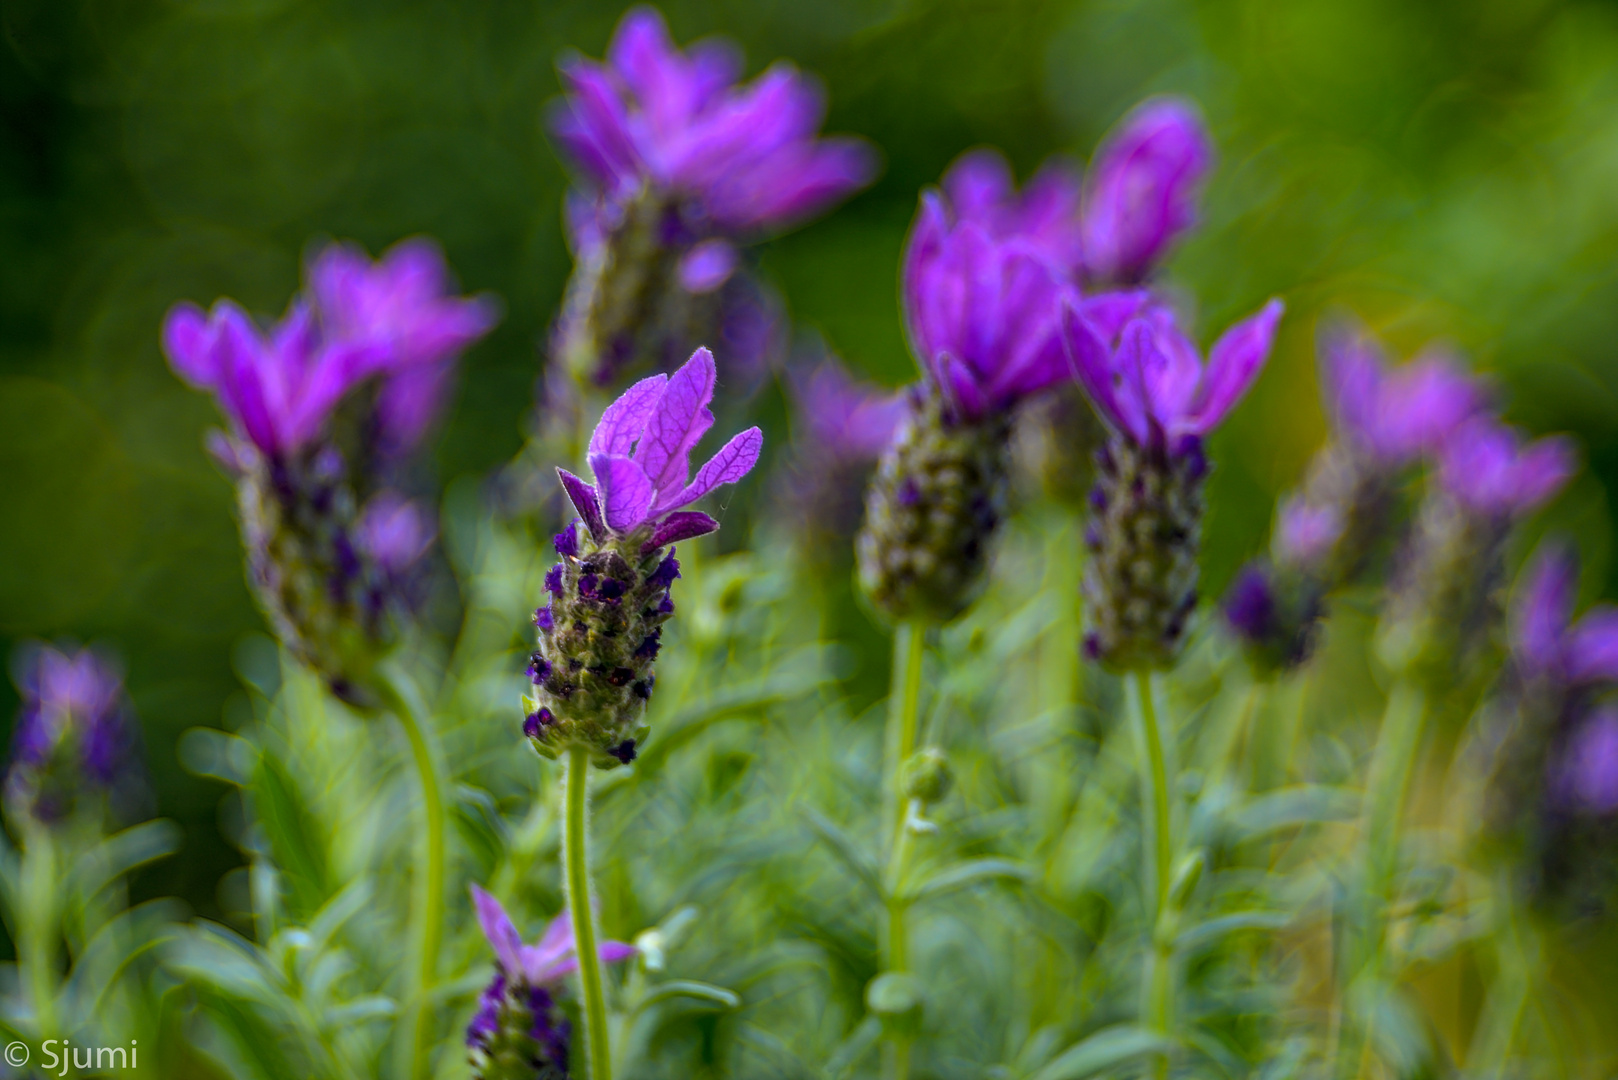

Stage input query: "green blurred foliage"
[{"left": 3, "top": 0, "right": 1618, "bottom": 927}]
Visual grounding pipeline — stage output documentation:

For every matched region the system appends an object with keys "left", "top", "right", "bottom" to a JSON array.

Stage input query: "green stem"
[
  {"left": 1132, "top": 671, "right": 1174, "bottom": 1080},
  {"left": 881, "top": 622, "right": 927, "bottom": 1080},
  {"left": 1470, "top": 871, "right": 1530, "bottom": 1078},
  {"left": 1360, "top": 680, "right": 1427, "bottom": 972},
  {"left": 565, "top": 745, "right": 613, "bottom": 1080},
  {"left": 20, "top": 824, "right": 59, "bottom": 1043},
  {"left": 381, "top": 669, "right": 447, "bottom": 1080}
]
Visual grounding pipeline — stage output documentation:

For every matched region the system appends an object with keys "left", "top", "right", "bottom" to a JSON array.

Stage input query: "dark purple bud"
[
  {"left": 1084, "top": 523, "right": 1103, "bottom": 552},
  {"left": 898, "top": 478, "right": 921, "bottom": 507},
  {"left": 1082, "top": 632, "right": 1102, "bottom": 660},
  {"left": 635, "top": 629, "right": 662, "bottom": 659},
  {"left": 649, "top": 552, "right": 681, "bottom": 589},
  {"left": 526, "top": 651, "right": 551, "bottom": 682},
  {"left": 609, "top": 739, "right": 638, "bottom": 764},
  {"left": 607, "top": 667, "right": 634, "bottom": 687},
  {"left": 598, "top": 578, "right": 625, "bottom": 600},
  {"left": 555, "top": 524, "right": 581, "bottom": 558},
  {"left": 657, "top": 594, "right": 675, "bottom": 615},
  {"left": 545, "top": 564, "right": 565, "bottom": 595},
  {"left": 523, "top": 708, "right": 555, "bottom": 738},
  {"left": 534, "top": 606, "right": 555, "bottom": 632},
  {"left": 1089, "top": 485, "right": 1108, "bottom": 512},
  {"left": 1223, "top": 565, "right": 1275, "bottom": 644},
  {"left": 633, "top": 677, "right": 655, "bottom": 700},
  {"left": 580, "top": 573, "right": 600, "bottom": 598}
]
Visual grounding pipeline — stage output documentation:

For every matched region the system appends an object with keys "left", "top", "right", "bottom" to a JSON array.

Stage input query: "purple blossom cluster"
[
  {"left": 5, "top": 645, "right": 139, "bottom": 824},
  {"left": 162, "top": 238, "right": 496, "bottom": 699}
]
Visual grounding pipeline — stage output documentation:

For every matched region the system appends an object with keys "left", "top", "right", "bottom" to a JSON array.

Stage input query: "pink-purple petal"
[
  {"left": 1570, "top": 609, "right": 1618, "bottom": 685},
  {"left": 1188, "top": 298, "right": 1284, "bottom": 435},
  {"left": 161, "top": 302, "right": 217, "bottom": 388},
  {"left": 663, "top": 425, "right": 763, "bottom": 512},
  {"left": 590, "top": 453, "right": 656, "bottom": 533},
  {"left": 471, "top": 885, "right": 526, "bottom": 976},
  {"left": 590, "top": 373, "right": 668, "bottom": 458},
  {"left": 633, "top": 347, "right": 716, "bottom": 496},
  {"left": 557, "top": 468, "right": 607, "bottom": 541},
  {"left": 645, "top": 511, "right": 720, "bottom": 552}
]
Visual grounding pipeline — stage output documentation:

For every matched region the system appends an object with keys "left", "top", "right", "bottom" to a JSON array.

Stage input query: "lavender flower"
[
  {"left": 1475, "top": 544, "right": 1618, "bottom": 912},
  {"left": 1379, "top": 416, "right": 1575, "bottom": 683},
  {"left": 467, "top": 885, "right": 634, "bottom": 1080},
  {"left": 857, "top": 153, "right": 1123, "bottom": 623},
  {"left": 526, "top": 347, "right": 762, "bottom": 767},
  {"left": 778, "top": 356, "right": 907, "bottom": 555},
  {"left": 548, "top": 6, "right": 874, "bottom": 389},
  {"left": 1079, "top": 98, "right": 1214, "bottom": 287},
  {"left": 162, "top": 239, "right": 496, "bottom": 702},
  {"left": 1224, "top": 319, "right": 1485, "bottom": 671},
  {"left": 1065, "top": 296, "right": 1284, "bottom": 669},
  {"left": 4, "top": 645, "right": 139, "bottom": 825}
]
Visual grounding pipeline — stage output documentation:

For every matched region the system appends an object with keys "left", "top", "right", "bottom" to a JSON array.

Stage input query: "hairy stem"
[
  {"left": 1132, "top": 671, "right": 1174, "bottom": 1080},
  {"left": 881, "top": 622, "right": 927, "bottom": 1080},
  {"left": 566, "top": 744, "right": 613, "bottom": 1080},
  {"left": 381, "top": 668, "right": 447, "bottom": 1080}
]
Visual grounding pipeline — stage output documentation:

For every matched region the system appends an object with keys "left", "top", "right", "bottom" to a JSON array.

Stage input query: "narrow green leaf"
[
  {"left": 249, "top": 753, "right": 331, "bottom": 920},
  {"left": 1175, "top": 911, "right": 1291, "bottom": 955},
  {"left": 634, "top": 979, "right": 742, "bottom": 1012},
  {"left": 71, "top": 819, "right": 182, "bottom": 901},
  {"left": 822, "top": 1016, "right": 882, "bottom": 1080},
  {"left": 908, "top": 858, "right": 1032, "bottom": 903},
  {"left": 1029, "top": 1024, "right": 1176, "bottom": 1080},
  {"left": 1229, "top": 785, "right": 1359, "bottom": 841},
  {"left": 798, "top": 806, "right": 884, "bottom": 902}
]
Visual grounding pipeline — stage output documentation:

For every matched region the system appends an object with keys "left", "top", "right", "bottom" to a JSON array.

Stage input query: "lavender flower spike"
[
  {"left": 5, "top": 644, "right": 139, "bottom": 825},
  {"left": 526, "top": 347, "right": 762, "bottom": 767},
  {"left": 1380, "top": 416, "right": 1576, "bottom": 683},
  {"left": 1065, "top": 297, "right": 1284, "bottom": 670},
  {"left": 1080, "top": 97, "right": 1214, "bottom": 287},
  {"left": 548, "top": 6, "right": 875, "bottom": 388},
  {"left": 1510, "top": 542, "right": 1618, "bottom": 689},
  {"left": 307, "top": 237, "right": 499, "bottom": 456},
  {"left": 466, "top": 885, "right": 634, "bottom": 1080}
]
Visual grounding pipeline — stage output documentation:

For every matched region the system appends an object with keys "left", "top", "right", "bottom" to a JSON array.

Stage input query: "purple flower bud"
[
  {"left": 355, "top": 494, "right": 436, "bottom": 576},
  {"left": 609, "top": 739, "right": 638, "bottom": 764},
  {"left": 526, "top": 652, "right": 552, "bottom": 683},
  {"left": 1080, "top": 98, "right": 1214, "bottom": 286},
  {"left": 6, "top": 645, "right": 139, "bottom": 823},
  {"left": 555, "top": 524, "right": 581, "bottom": 558},
  {"left": 1556, "top": 708, "right": 1618, "bottom": 814},
  {"left": 1437, "top": 418, "right": 1575, "bottom": 519},
  {"left": 1510, "top": 541, "right": 1618, "bottom": 688},
  {"left": 522, "top": 709, "right": 554, "bottom": 739},
  {"left": 534, "top": 606, "right": 555, "bottom": 632},
  {"left": 789, "top": 357, "right": 907, "bottom": 462},
  {"left": 545, "top": 565, "right": 565, "bottom": 595},
  {"left": 635, "top": 629, "right": 662, "bottom": 660},
  {"left": 649, "top": 552, "right": 681, "bottom": 589},
  {"left": 548, "top": 8, "right": 875, "bottom": 234}
]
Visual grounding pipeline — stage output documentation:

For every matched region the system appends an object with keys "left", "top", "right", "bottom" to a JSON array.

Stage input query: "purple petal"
[
  {"left": 162, "top": 302, "right": 217, "bottom": 388},
  {"left": 1061, "top": 300, "right": 1134, "bottom": 439},
  {"left": 677, "top": 239, "right": 738, "bottom": 294},
  {"left": 1187, "top": 298, "right": 1284, "bottom": 434},
  {"left": 597, "top": 940, "right": 638, "bottom": 965},
  {"left": 1557, "top": 708, "right": 1618, "bottom": 813},
  {"left": 644, "top": 510, "right": 720, "bottom": 552},
  {"left": 660, "top": 426, "right": 763, "bottom": 513},
  {"left": 1275, "top": 498, "right": 1343, "bottom": 570},
  {"left": 1371, "top": 351, "right": 1486, "bottom": 464},
  {"left": 523, "top": 912, "right": 577, "bottom": 984},
  {"left": 356, "top": 494, "right": 436, "bottom": 573},
  {"left": 901, "top": 192, "right": 951, "bottom": 369},
  {"left": 1318, "top": 317, "right": 1385, "bottom": 447},
  {"left": 1570, "top": 609, "right": 1618, "bottom": 685},
  {"left": 633, "top": 347, "right": 716, "bottom": 497},
  {"left": 935, "top": 353, "right": 988, "bottom": 421},
  {"left": 1075, "top": 290, "right": 1153, "bottom": 344},
  {"left": 1512, "top": 543, "right": 1577, "bottom": 677},
  {"left": 590, "top": 453, "right": 656, "bottom": 533},
  {"left": 942, "top": 148, "right": 1015, "bottom": 223},
  {"left": 471, "top": 885, "right": 526, "bottom": 976},
  {"left": 556, "top": 468, "right": 607, "bottom": 541},
  {"left": 589, "top": 373, "right": 668, "bottom": 458}
]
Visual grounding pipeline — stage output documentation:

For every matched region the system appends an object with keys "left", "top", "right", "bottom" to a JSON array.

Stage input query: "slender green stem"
[
  {"left": 1360, "top": 680, "right": 1427, "bottom": 971},
  {"left": 1470, "top": 871, "right": 1530, "bottom": 1078},
  {"left": 565, "top": 745, "right": 613, "bottom": 1080},
  {"left": 381, "top": 669, "right": 447, "bottom": 1080},
  {"left": 881, "top": 622, "right": 927, "bottom": 1080},
  {"left": 1132, "top": 671, "right": 1174, "bottom": 1080},
  {"left": 20, "top": 824, "right": 59, "bottom": 1042}
]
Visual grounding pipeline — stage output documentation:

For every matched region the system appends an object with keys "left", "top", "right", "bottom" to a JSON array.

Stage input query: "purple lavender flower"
[
  {"left": 1063, "top": 297, "right": 1284, "bottom": 449},
  {"left": 307, "top": 237, "right": 500, "bottom": 456},
  {"left": 1079, "top": 98, "right": 1214, "bottom": 287},
  {"left": 941, "top": 148, "right": 1084, "bottom": 272},
  {"left": 1322, "top": 323, "right": 1485, "bottom": 469},
  {"left": 5, "top": 645, "right": 138, "bottom": 824},
  {"left": 527, "top": 348, "right": 761, "bottom": 766},
  {"left": 546, "top": 7, "right": 873, "bottom": 392},
  {"left": 1436, "top": 417, "right": 1576, "bottom": 520},
  {"left": 1510, "top": 542, "right": 1618, "bottom": 688},
  {"left": 550, "top": 7, "right": 874, "bottom": 234},
  {"left": 161, "top": 238, "right": 495, "bottom": 702},
  {"left": 1556, "top": 708, "right": 1618, "bottom": 814},
  {"left": 467, "top": 885, "right": 634, "bottom": 1080},
  {"left": 1066, "top": 298, "right": 1283, "bottom": 669}
]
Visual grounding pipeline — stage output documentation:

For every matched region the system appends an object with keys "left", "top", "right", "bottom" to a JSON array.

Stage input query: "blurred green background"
[{"left": 4, "top": 0, "right": 1618, "bottom": 923}]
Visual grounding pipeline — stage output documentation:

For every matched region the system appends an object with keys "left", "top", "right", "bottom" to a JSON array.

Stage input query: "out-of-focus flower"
[
  {"left": 1224, "top": 318, "right": 1488, "bottom": 674},
  {"left": 858, "top": 153, "right": 1134, "bottom": 624},
  {"left": 1556, "top": 708, "right": 1618, "bottom": 814},
  {"left": 528, "top": 348, "right": 762, "bottom": 768},
  {"left": 307, "top": 238, "right": 499, "bottom": 456},
  {"left": 550, "top": 7, "right": 874, "bottom": 233},
  {"left": 547, "top": 6, "right": 874, "bottom": 390},
  {"left": 1510, "top": 543, "right": 1618, "bottom": 689},
  {"left": 1436, "top": 417, "right": 1576, "bottom": 520},
  {"left": 467, "top": 885, "right": 634, "bottom": 1080},
  {"left": 5, "top": 645, "right": 139, "bottom": 825},
  {"left": 161, "top": 238, "right": 494, "bottom": 703},
  {"left": 1065, "top": 297, "right": 1283, "bottom": 670},
  {"left": 1080, "top": 98, "right": 1214, "bottom": 287}
]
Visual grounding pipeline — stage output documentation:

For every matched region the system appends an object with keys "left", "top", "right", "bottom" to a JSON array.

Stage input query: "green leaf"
[
  {"left": 1028, "top": 1024, "right": 1176, "bottom": 1080},
  {"left": 303, "top": 877, "right": 373, "bottom": 958},
  {"left": 822, "top": 1016, "right": 882, "bottom": 1080},
  {"left": 1228, "top": 786, "right": 1359, "bottom": 842},
  {"left": 249, "top": 752, "right": 331, "bottom": 920},
  {"left": 799, "top": 805, "right": 884, "bottom": 902},
  {"left": 71, "top": 819, "right": 182, "bottom": 902},
  {"left": 1175, "top": 911, "right": 1291, "bottom": 955},
  {"left": 451, "top": 784, "right": 507, "bottom": 881},
  {"left": 907, "top": 858, "right": 1032, "bottom": 902},
  {"left": 61, "top": 898, "right": 184, "bottom": 1017},
  {"left": 634, "top": 979, "right": 742, "bottom": 1013}
]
